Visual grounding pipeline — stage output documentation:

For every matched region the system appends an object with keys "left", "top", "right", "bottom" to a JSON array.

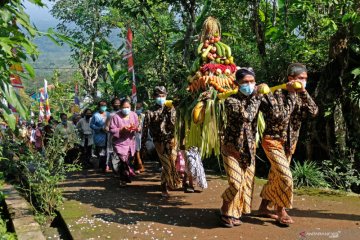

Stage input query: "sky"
[{"left": 23, "top": 0, "right": 58, "bottom": 31}]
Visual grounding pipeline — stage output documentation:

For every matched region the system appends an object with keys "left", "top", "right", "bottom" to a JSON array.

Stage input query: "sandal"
[
  {"left": 183, "top": 184, "right": 195, "bottom": 193},
  {"left": 257, "top": 211, "right": 278, "bottom": 219},
  {"left": 276, "top": 215, "right": 294, "bottom": 227},
  {"left": 220, "top": 215, "right": 233, "bottom": 228},
  {"left": 232, "top": 217, "right": 243, "bottom": 226}
]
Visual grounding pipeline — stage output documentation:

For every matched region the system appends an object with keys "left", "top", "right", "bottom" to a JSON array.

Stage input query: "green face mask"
[{"left": 100, "top": 106, "right": 107, "bottom": 112}]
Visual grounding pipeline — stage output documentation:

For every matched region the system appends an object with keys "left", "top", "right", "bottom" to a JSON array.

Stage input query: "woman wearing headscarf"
[{"left": 109, "top": 98, "right": 139, "bottom": 186}]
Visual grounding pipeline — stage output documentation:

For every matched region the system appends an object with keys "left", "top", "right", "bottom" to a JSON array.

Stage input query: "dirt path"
[{"left": 58, "top": 163, "right": 360, "bottom": 240}]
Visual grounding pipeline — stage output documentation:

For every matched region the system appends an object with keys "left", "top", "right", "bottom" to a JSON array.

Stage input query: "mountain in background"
[
  {"left": 24, "top": 1, "right": 122, "bottom": 92},
  {"left": 24, "top": 1, "right": 73, "bottom": 92}
]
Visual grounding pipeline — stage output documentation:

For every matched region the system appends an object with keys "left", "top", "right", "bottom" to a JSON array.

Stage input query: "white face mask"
[{"left": 299, "top": 80, "right": 307, "bottom": 88}]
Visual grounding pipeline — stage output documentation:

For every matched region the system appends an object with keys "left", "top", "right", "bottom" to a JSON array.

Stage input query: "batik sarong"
[
  {"left": 221, "top": 150, "right": 255, "bottom": 219},
  {"left": 260, "top": 136, "right": 293, "bottom": 208},
  {"left": 154, "top": 141, "right": 181, "bottom": 189}
]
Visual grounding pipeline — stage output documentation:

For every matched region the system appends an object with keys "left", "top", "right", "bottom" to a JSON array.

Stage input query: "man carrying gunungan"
[{"left": 258, "top": 63, "right": 318, "bottom": 226}]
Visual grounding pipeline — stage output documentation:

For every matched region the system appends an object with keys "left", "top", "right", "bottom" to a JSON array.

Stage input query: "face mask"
[
  {"left": 299, "top": 80, "right": 307, "bottom": 89},
  {"left": 121, "top": 108, "right": 131, "bottom": 115},
  {"left": 100, "top": 106, "right": 107, "bottom": 112},
  {"left": 239, "top": 83, "right": 255, "bottom": 96},
  {"left": 61, "top": 120, "right": 67, "bottom": 126},
  {"left": 135, "top": 109, "right": 143, "bottom": 115},
  {"left": 155, "top": 97, "right": 166, "bottom": 106},
  {"left": 113, "top": 105, "right": 121, "bottom": 111},
  {"left": 85, "top": 115, "right": 91, "bottom": 120}
]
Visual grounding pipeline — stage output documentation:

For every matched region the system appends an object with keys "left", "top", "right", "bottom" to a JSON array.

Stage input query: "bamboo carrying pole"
[{"left": 258, "top": 82, "right": 302, "bottom": 94}]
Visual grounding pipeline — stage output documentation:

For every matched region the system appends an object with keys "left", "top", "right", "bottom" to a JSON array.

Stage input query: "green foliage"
[
  {"left": 1, "top": 130, "right": 80, "bottom": 217},
  {"left": 51, "top": 0, "right": 124, "bottom": 99},
  {"left": 322, "top": 158, "right": 360, "bottom": 191},
  {"left": 101, "top": 64, "right": 131, "bottom": 98},
  {"left": 0, "top": 0, "right": 43, "bottom": 128},
  {"left": 0, "top": 209, "right": 16, "bottom": 240},
  {"left": 0, "top": 148, "right": 17, "bottom": 240},
  {"left": 48, "top": 70, "right": 79, "bottom": 116},
  {"left": 292, "top": 160, "right": 329, "bottom": 188}
]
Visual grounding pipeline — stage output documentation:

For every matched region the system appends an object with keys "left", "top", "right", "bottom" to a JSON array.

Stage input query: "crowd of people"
[{"left": 4, "top": 62, "right": 317, "bottom": 228}]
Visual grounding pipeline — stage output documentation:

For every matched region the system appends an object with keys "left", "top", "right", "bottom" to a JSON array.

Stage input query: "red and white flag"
[{"left": 123, "top": 28, "right": 137, "bottom": 103}]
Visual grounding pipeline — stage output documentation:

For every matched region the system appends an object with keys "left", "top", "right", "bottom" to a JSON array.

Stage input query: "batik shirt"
[
  {"left": 141, "top": 104, "right": 176, "bottom": 145},
  {"left": 222, "top": 91, "right": 279, "bottom": 167},
  {"left": 262, "top": 89, "right": 318, "bottom": 155},
  {"left": 262, "top": 90, "right": 296, "bottom": 140},
  {"left": 287, "top": 91, "right": 318, "bottom": 154}
]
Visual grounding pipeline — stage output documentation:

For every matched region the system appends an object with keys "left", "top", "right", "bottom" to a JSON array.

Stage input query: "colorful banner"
[
  {"left": 39, "top": 90, "right": 45, "bottom": 122},
  {"left": 44, "top": 79, "right": 51, "bottom": 122}
]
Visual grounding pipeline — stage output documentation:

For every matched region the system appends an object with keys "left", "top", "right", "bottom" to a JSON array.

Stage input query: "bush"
[
  {"left": 1, "top": 130, "right": 80, "bottom": 219},
  {"left": 322, "top": 158, "right": 360, "bottom": 192},
  {"left": 0, "top": 166, "right": 16, "bottom": 240},
  {"left": 0, "top": 204, "right": 16, "bottom": 240},
  {"left": 292, "top": 160, "right": 329, "bottom": 188}
]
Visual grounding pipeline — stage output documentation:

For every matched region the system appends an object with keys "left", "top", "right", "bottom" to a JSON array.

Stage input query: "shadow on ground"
[
  {"left": 60, "top": 162, "right": 360, "bottom": 233},
  {"left": 61, "top": 163, "right": 229, "bottom": 229}
]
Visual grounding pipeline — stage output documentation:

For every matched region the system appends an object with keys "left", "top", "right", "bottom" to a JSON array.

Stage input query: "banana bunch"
[
  {"left": 197, "top": 37, "right": 234, "bottom": 65},
  {"left": 192, "top": 101, "right": 206, "bottom": 124}
]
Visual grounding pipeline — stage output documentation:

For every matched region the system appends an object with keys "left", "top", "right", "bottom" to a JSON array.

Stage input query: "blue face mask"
[
  {"left": 100, "top": 106, "right": 107, "bottom": 112},
  {"left": 61, "top": 120, "right": 67, "bottom": 126},
  {"left": 121, "top": 108, "right": 131, "bottom": 115},
  {"left": 155, "top": 97, "right": 166, "bottom": 106},
  {"left": 239, "top": 83, "right": 255, "bottom": 96},
  {"left": 135, "top": 109, "right": 143, "bottom": 115}
]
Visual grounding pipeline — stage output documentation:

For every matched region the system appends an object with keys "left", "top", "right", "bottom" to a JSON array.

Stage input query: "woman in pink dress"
[{"left": 109, "top": 99, "right": 139, "bottom": 186}]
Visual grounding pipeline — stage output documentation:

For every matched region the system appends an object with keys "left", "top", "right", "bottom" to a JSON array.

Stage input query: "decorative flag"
[
  {"left": 30, "top": 110, "right": 35, "bottom": 125},
  {"left": 44, "top": 79, "right": 51, "bottom": 122},
  {"left": 123, "top": 28, "right": 137, "bottom": 103},
  {"left": 39, "top": 89, "right": 45, "bottom": 122},
  {"left": 10, "top": 64, "right": 24, "bottom": 89},
  {"left": 8, "top": 64, "right": 24, "bottom": 117}
]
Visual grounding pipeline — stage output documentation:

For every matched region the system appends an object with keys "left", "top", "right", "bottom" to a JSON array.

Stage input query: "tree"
[
  {"left": 51, "top": 0, "right": 123, "bottom": 100},
  {"left": 0, "top": 0, "right": 43, "bottom": 129}
]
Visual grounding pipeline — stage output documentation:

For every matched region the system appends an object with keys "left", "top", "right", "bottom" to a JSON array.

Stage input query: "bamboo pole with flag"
[
  {"left": 44, "top": 79, "right": 51, "bottom": 122},
  {"left": 39, "top": 89, "right": 45, "bottom": 123},
  {"left": 123, "top": 27, "right": 137, "bottom": 103}
]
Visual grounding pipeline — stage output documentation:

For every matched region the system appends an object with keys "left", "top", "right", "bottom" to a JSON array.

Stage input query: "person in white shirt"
[{"left": 76, "top": 109, "right": 94, "bottom": 167}]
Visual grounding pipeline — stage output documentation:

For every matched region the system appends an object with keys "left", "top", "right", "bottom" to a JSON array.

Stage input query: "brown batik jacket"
[
  {"left": 222, "top": 90, "right": 280, "bottom": 167},
  {"left": 141, "top": 104, "right": 176, "bottom": 146},
  {"left": 262, "top": 89, "right": 318, "bottom": 155}
]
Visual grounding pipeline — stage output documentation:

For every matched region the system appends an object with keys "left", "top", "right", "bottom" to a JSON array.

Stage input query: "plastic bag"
[{"left": 175, "top": 150, "right": 186, "bottom": 173}]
